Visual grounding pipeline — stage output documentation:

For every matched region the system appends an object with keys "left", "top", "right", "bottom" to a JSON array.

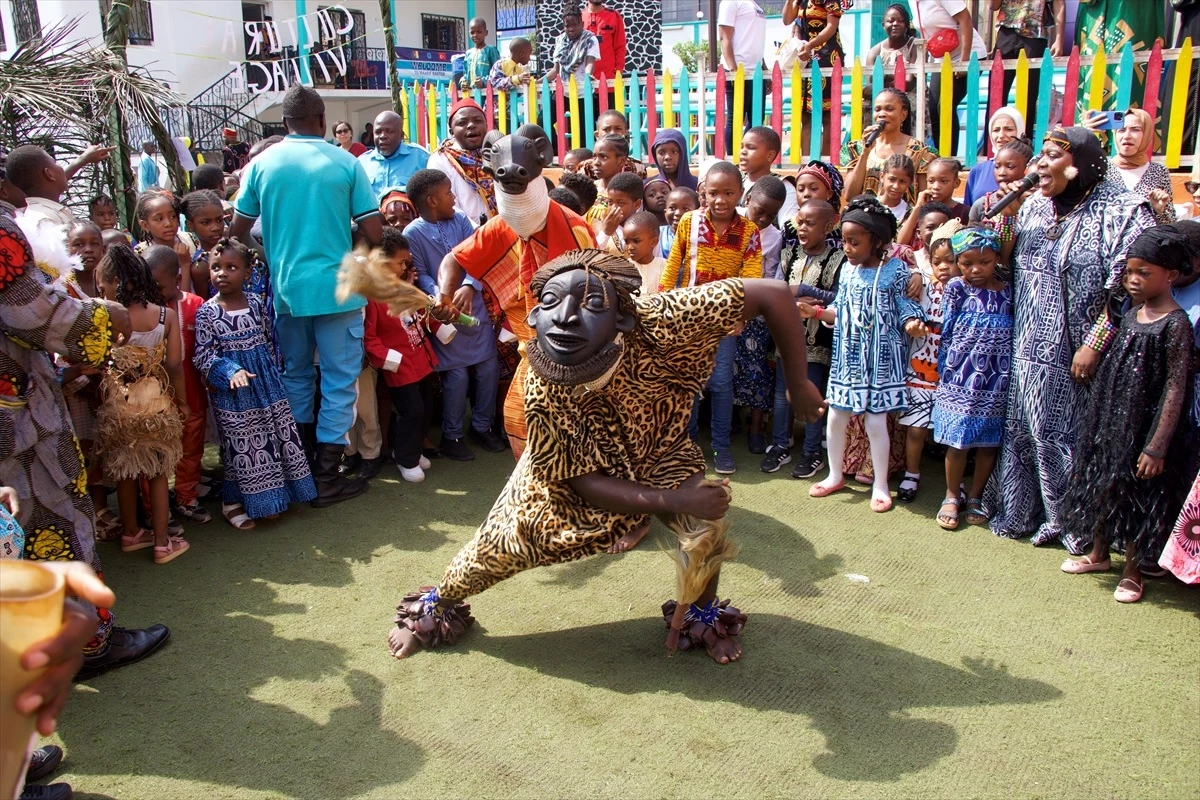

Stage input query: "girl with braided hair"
[
  {"left": 133, "top": 190, "right": 201, "bottom": 294},
  {"left": 194, "top": 237, "right": 315, "bottom": 529},
  {"left": 95, "top": 244, "right": 189, "bottom": 564},
  {"left": 800, "top": 195, "right": 926, "bottom": 513}
]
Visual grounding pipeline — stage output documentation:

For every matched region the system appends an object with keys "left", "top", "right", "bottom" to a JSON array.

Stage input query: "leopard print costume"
[{"left": 437, "top": 279, "right": 746, "bottom": 600}]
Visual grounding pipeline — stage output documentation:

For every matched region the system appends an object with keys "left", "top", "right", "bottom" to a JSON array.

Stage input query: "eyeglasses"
[{"left": 1186, "top": 181, "right": 1200, "bottom": 194}]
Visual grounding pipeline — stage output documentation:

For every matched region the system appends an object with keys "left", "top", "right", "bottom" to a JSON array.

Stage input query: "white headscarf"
[{"left": 988, "top": 106, "right": 1026, "bottom": 148}]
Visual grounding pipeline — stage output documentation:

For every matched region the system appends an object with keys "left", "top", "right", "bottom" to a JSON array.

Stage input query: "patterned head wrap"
[
  {"left": 1044, "top": 125, "right": 1108, "bottom": 188},
  {"left": 840, "top": 194, "right": 897, "bottom": 244},
  {"left": 1126, "top": 224, "right": 1197, "bottom": 274},
  {"left": 797, "top": 160, "right": 844, "bottom": 211},
  {"left": 950, "top": 226, "right": 1001, "bottom": 256}
]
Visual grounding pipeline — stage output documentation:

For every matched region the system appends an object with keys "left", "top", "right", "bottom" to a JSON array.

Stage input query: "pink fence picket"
[
  {"left": 646, "top": 69, "right": 658, "bottom": 149},
  {"left": 988, "top": 51, "right": 1004, "bottom": 157},
  {"left": 554, "top": 75, "right": 567, "bottom": 164},
  {"left": 830, "top": 58, "right": 843, "bottom": 163},
  {"left": 485, "top": 84, "right": 495, "bottom": 129},
  {"left": 1062, "top": 46, "right": 1080, "bottom": 126},
  {"left": 715, "top": 66, "right": 727, "bottom": 159},
  {"left": 1143, "top": 39, "right": 1164, "bottom": 120},
  {"left": 893, "top": 57, "right": 905, "bottom": 97},
  {"left": 771, "top": 62, "right": 783, "bottom": 166},
  {"left": 416, "top": 84, "right": 428, "bottom": 148},
  {"left": 598, "top": 74, "right": 609, "bottom": 116}
]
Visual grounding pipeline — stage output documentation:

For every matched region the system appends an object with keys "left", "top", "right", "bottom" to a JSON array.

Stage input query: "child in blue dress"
[
  {"left": 801, "top": 195, "right": 926, "bottom": 512},
  {"left": 194, "top": 237, "right": 315, "bottom": 528},
  {"left": 932, "top": 226, "right": 1013, "bottom": 529}
]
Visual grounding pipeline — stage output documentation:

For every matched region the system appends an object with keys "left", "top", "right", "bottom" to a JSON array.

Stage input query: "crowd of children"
[{"left": 30, "top": 90, "right": 1197, "bottom": 603}]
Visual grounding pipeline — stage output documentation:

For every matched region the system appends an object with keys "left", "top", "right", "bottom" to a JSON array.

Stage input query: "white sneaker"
[
  {"left": 398, "top": 464, "right": 425, "bottom": 483},
  {"left": 418, "top": 455, "right": 431, "bottom": 470}
]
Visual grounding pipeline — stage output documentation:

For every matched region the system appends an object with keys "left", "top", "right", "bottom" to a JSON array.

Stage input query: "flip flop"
[
  {"left": 937, "top": 497, "right": 959, "bottom": 530},
  {"left": 1114, "top": 577, "right": 1144, "bottom": 603},
  {"left": 1061, "top": 556, "right": 1111, "bottom": 574}
]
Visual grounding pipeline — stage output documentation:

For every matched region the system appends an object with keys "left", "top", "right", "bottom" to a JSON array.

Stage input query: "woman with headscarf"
[
  {"left": 987, "top": 126, "right": 1156, "bottom": 551},
  {"left": 1106, "top": 107, "right": 1176, "bottom": 223},
  {"left": 963, "top": 106, "right": 1026, "bottom": 207},
  {"left": 841, "top": 87, "right": 936, "bottom": 209}
]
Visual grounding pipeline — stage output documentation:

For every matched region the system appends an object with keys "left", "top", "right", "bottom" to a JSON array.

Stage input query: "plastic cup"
[{"left": 0, "top": 561, "right": 66, "bottom": 800}]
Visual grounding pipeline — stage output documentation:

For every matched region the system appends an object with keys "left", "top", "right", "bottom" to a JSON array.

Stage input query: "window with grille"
[
  {"left": 495, "top": 0, "right": 535, "bottom": 32},
  {"left": 13, "top": 0, "right": 41, "bottom": 46},
  {"left": 98, "top": 0, "right": 155, "bottom": 45},
  {"left": 421, "top": 14, "right": 465, "bottom": 52},
  {"left": 663, "top": 0, "right": 786, "bottom": 25}
]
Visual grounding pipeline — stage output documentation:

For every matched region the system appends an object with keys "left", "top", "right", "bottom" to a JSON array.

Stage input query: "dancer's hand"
[
  {"left": 230, "top": 369, "right": 256, "bottom": 389},
  {"left": 787, "top": 378, "right": 828, "bottom": 424},
  {"left": 102, "top": 299, "right": 132, "bottom": 344},
  {"left": 1136, "top": 452, "right": 1164, "bottom": 479},
  {"left": 673, "top": 479, "right": 731, "bottom": 520},
  {"left": 432, "top": 294, "right": 460, "bottom": 324},
  {"left": 16, "top": 562, "right": 115, "bottom": 736}
]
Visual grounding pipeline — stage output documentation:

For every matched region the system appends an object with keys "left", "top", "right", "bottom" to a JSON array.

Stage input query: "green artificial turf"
[{"left": 45, "top": 448, "right": 1199, "bottom": 800}]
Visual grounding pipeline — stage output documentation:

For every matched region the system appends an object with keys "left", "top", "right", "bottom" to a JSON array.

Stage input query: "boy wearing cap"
[
  {"left": 221, "top": 128, "right": 251, "bottom": 173},
  {"left": 426, "top": 99, "right": 496, "bottom": 227}
]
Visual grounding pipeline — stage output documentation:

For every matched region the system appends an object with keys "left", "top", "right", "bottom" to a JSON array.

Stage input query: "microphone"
[
  {"left": 863, "top": 123, "right": 882, "bottom": 148},
  {"left": 983, "top": 159, "right": 1042, "bottom": 219}
]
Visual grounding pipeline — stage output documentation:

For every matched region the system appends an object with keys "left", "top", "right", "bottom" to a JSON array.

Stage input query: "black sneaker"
[
  {"left": 26, "top": 746, "right": 63, "bottom": 782},
  {"left": 791, "top": 452, "right": 825, "bottom": 479},
  {"left": 440, "top": 437, "right": 476, "bottom": 462},
  {"left": 759, "top": 446, "right": 792, "bottom": 473},
  {"left": 20, "top": 783, "right": 73, "bottom": 800},
  {"left": 468, "top": 427, "right": 508, "bottom": 453}
]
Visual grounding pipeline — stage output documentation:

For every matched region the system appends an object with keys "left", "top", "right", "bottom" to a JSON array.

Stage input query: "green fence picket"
[
  {"left": 752, "top": 62, "right": 764, "bottom": 128},
  {"left": 679, "top": 68, "right": 692, "bottom": 148},
  {"left": 964, "top": 52, "right": 980, "bottom": 165},
  {"left": 1034, "top": 50, "right": 1053, "bottom": 144}
]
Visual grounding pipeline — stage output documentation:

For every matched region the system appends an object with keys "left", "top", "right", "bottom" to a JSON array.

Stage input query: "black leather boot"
[
  {"left": 311, "top": 443, "right": 368, "bottom": 508},
  {"left": 297, "top": 422, "right": 317, "bottom": 466}
]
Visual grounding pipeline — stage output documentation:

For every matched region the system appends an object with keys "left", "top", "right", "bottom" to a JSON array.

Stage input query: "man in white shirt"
[
  {"left": 914, "top": 0, "right": 987, "bottom": 152},
  {"left": 426, "top": 99, "right": 495, "bottom": 226},
  {"left": 717, "top": 0, "right": 768, "bottom": 151}
]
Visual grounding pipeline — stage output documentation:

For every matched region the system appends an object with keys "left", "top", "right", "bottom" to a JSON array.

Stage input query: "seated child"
[
  {"left": 562, "top": 148, "right": 593, "bottom": 174},
  {"left": 558, "top": 171, "right": 599, "bottom": 217},
  {"left": 650, "top": 129, "right": 697, "bottom": 190},
  {"left": 622, "top": 211, "right": 665, "bottom": 294},
  {"left": 596, "top": 172, "right": 644, "bottom": 254},
  {"left": 644, "top": 177, "right": 670, "bottom": 227},
  {"left": 364, "top": 229, "right": 441, "bottom": 482},
  {"left": 194, "top": 237, "right": 316, "bottom": 527},
  {"left": 548, "top": 187, "right": 584, "bottom": 215},
  {"left": 896, "top": 217, "right": 961, "bottom": 504},
  {"left": 487, "top": 36, "right": 533, "bottom": 94},
  {"left": 661, "top": 186, "right": 699, "bottom": 260},
  {"left": 878, "top": 154, "right": 914, "bottom": 225},
  {"left": 899, "top": 157, "right": 969, "bottom": 246},
  {"left": 144, "top": 244, "right": 212, "bottom": 523}
]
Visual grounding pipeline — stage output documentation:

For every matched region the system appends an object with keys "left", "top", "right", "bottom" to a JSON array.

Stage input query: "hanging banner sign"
[{"left": 218, "top": 4, "right": 357, "bottom": 94}]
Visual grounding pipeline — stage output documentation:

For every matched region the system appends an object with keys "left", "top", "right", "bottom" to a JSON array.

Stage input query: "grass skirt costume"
[
  {"left": 394, "top": 277, "right": 750, "bottom": 653},
  {"left": 194, "top": 295, "right": 316, "bottom": 518},
  {"left": 96, "top": 322, "right": 183, "bottom": 482},
  {"left": 1060, "top": 307, "right": 1193, "bottom": 558}
]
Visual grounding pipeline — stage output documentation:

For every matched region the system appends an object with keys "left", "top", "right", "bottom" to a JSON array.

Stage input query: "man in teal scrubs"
[{"left": 230, "top": 84, "right": 383, "bottom": 508}]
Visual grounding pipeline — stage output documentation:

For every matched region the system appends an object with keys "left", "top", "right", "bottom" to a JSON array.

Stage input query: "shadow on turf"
[
  {"left": 469, "top": 614, "right": 1062, "bottom": 782},
  {"left": 537, "top": 506, "right": 844, "bottom": 598}
]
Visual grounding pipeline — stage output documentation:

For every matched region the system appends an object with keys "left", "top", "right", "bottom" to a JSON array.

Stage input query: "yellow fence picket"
[
  {"left": 732, "top": 64, "right": 746, "bottom": 156},
  {"left": 1167, "top": 37, "right": 1193, "bottom": 168}
]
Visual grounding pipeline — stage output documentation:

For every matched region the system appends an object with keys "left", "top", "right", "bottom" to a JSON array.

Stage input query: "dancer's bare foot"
[
  {"left": 607, "top": 523, "right": 649, "bottom": 554},
  {"left": 706, "top": 635, "right": 742, "bottom": 664},
  {"left": 387, "top": 625, "right": 423, "bottom": 659}
]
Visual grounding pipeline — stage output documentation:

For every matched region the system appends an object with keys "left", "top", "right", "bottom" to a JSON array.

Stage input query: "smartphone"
[{"left": 1096, "top": 110, "right": 1125, "bottom": 131}]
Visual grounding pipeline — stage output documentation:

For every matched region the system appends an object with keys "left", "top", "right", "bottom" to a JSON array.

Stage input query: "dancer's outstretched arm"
[
  {"left": 743, "top": 278, "right": 829, "bottom": 424},
  {"left": 568, "top": 472, "right": 730, "bottom": 520}
]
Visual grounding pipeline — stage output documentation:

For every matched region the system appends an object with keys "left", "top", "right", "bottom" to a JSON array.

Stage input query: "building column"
[{"left": 296, "top": 0, "right": 311, "bottom": 84}]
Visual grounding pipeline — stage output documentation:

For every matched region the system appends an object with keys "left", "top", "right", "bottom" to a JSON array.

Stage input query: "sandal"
[
  {"left": 1061, "top": 556, "right": 1111, "bottom": 574},
  {"left": 120, "top": 528, "right": 155, "bottom": 552},
  {"left": 175, "top": 501, "right": 212, "bottom": 524},
  {"left": 95, "top": 508, "right": 122, "bottom": 541},
  {"left": 937, "top": 497, "right": 959, "bottom": 530},
  {"left": 167, "top": 515, "right": 185, "bottom": 537},
  {"left": 897, "top": 475, "right": 920, "bottom": 503},
  {"left": 154, "top": 535, "right": 190, "bottom": 564},
  {"left": 222, "top": 503, "right": 256, "bottom": 530},
  {"left": 964, "top": 499, "right": 989, "bottom": 525},
  {"left": 1114, "top": 577, "right": 1144, "bottom": 603}
]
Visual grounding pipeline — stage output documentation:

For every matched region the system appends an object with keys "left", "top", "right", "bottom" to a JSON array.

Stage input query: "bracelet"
[
  {"left": 1142, "top": 447, "right": 1164, "bottom": 459},
  {"left": 810, "top": 303, "right": 824, "bottom": 317}
]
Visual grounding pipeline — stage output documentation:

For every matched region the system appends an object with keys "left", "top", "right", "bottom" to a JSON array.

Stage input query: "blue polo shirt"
[
  {"left": 234, "top": 134, "right": 379, "bottom": 317},
  {"left": 358, "top": 141, "right": 430, "bottom": 200}
]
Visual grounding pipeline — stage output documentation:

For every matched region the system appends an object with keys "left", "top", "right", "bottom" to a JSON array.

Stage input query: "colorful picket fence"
[{"left": 393, "top": 39, "right": 1199, "bottom": 173}]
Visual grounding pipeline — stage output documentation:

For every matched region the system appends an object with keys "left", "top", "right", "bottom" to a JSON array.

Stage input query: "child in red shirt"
[
  {"left": 364, "top": 229, "right": 440, "bottom": 483},
  {"left": 146, "top": 244, "right": 211, "bottom": 523}
]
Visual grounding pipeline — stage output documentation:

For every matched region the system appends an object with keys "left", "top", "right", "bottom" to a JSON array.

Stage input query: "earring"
[{"left": 1064, "top": 165, "right": 1079, "bottom": 180}]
